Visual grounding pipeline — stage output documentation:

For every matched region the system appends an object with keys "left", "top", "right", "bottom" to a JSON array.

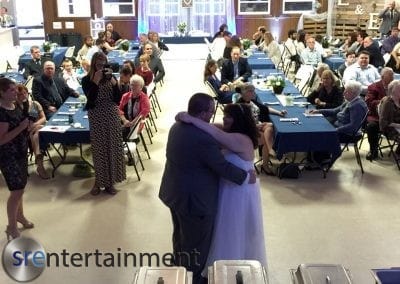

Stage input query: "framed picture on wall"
[{"left": 57, "top": 0, "right": 91, "bottom": 18}]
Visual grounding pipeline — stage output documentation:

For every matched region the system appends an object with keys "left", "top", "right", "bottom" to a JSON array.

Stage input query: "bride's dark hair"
[{"left": 223, "top": 103, "right": 259, "bottom": 149}]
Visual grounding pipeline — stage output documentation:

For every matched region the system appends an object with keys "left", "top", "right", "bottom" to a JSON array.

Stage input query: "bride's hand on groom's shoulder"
[{"left": 175, "top": 112, "right": 192, "bottom": 123}]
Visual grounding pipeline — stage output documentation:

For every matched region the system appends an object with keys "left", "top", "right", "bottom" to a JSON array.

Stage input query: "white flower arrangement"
[
  {"left": 266, "top": 75, "right": 285, "bottom": 88},
  {"left": 177, "top": 22, "right": 187, "bottom": 33}
]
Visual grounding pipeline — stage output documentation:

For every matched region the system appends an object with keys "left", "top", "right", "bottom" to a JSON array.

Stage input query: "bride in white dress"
[{"left": 177, "top": 103, "right": 267, "bottom": 273}]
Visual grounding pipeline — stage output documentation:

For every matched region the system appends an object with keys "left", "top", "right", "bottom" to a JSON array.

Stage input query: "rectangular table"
[
  {"left": 256, "top": 89, "right": 341, "bottom": 163},
  {"left": 18, "top": 47, "right": 69, "bottom": 71},
  {"left": 39, "top": 97, "right": 92, "bottom": 177},
  {"left": 247, "top": 52, "right": 275, "bottom": 69}
]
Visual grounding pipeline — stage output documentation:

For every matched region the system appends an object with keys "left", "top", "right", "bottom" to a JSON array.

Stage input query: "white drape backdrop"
[
  {"left": 138, "top": 0, "right": 236, "bottom": 36},
  {"left": 297, "top": 0, "right": 336, "bottom": 37}
]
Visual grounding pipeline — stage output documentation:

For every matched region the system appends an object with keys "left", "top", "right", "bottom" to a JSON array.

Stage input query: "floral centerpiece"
[
  {"left": 177, "top": 22, "right": 187, "bottom": 34},
  {"left": 266, "top": 75, "right": 285, "bottom": 94},
  {"left": 119, "top": 40, "right": 130, "bottom": 52},
  {"left": 42, "top": 41, "right": 58, "bottom": 53},
  {"left": 241, "top": 38, "right": 252, "bottom": 50}
]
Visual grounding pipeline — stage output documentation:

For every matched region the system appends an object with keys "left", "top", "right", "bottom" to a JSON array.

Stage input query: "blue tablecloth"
[
  {"left": 18, "top": 47, "right": 69, "bottom": 71},
  {"left": 324, "top": 56, "right": 344, "bottom": 70},
  {"left": 160, "top": 36, "right": 211, "bottom": 44},
  {"left": 256, "top": 90, "right": 341, "bottom": 160},
  {"left": 0, "top": 72, "right": 25, "bottom": 83},
  {"left": 39, "top": 97, "right": 90, "bottom": 150},
  {"left": 247, "top": 56, "right": 275, "bottom": 69}
]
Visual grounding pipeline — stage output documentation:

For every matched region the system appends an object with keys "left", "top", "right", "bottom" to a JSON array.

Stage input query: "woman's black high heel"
[
  {"left": 260, "top": 165, "right": 275, "bottom": 176},
  {"left": 17, "top": 218, "right": 34, "bottom": 229}
]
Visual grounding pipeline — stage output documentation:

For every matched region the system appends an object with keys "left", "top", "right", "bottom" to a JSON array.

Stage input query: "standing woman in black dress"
[
  {"left": 82, "top": 52, "right": 126, "bottom": 196},
  {"left": 0, "top": 78, "right": 33, "bottom": 240}
]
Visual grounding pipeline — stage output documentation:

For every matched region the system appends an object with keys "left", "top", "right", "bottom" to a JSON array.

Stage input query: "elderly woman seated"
[
  {"left": 379, "top": 80, "right": 400, "bottom": 156},
  {"left": 204, "top": 59, "right": 234, "bottom": 104},
  {"left": 307, "top": 70, "right": 344, "bottom": 122},
  {"left": 118, "top": 75, "right": 151, "bottom": 143},
  {"left": 236, "top": 83, "right": 286, "bottom": 175},
  {"left": 310, "top": 80, "right": 368, "bottom": 142}
]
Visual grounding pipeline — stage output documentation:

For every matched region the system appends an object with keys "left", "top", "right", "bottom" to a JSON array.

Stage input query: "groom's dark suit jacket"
[{"left": 159, "top": 122, "right": 247, "bottom": 216}]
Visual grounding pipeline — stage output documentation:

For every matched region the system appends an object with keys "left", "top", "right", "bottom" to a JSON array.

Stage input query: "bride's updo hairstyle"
[{"left": 223, "top": 103, "right": 259, "bottom": 148}]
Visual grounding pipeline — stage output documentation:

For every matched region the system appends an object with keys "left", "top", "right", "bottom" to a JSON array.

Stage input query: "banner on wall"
[{"left": 182, "top": 0, "right": 193, "bottom": 8}]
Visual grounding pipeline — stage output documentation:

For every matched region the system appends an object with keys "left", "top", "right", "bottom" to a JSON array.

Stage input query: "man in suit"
[
  {"left": 32, "top": 61, "right": 79, "bottom": 119},
  {"left": 378, "top": 1, "right": 400, "bottom": 37},
  {"left": 221, "top": 46, "right": 252, "bottom": 88},
  {"left": 159, "top": 93, "right": 255, "bottom": 284},
  {"left": 23, "top": 45, "right": 44, "bottom": 79},
  {"left": 363, "top": 37, "right": 385, "bottom": 68}
]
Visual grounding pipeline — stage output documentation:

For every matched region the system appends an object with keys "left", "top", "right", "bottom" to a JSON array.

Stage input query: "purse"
[{"left": 277, "top": 162, "right": 300, "bottom": 179}]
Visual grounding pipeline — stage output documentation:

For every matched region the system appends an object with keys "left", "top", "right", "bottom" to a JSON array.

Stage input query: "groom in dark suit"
[{"left": 159, "top": 93, "right": 255, "bottom": 284}]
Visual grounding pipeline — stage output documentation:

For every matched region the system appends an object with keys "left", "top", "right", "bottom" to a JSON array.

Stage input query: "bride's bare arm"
[{"left": 177, "top": 112, "right": 252, "bottom": 155}]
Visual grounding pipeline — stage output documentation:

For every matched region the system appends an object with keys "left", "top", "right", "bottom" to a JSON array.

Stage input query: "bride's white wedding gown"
[{"left": 203, "top": 151, "right": 267, "bottom": 274}]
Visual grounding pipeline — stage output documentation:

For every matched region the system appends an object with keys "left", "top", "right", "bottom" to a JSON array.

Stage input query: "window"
[
  {"left": 283, "top": 0, "right": 314, "bottom": 14},
  {"left": 193, "top": 0, "right": 225, "bottom": 15},
  {"left": 148, "top": 0, "right": 179, "bottom": 16},
  {"left": 238, "top": 0, "right": 270, "bottom": 15},
  {"left": 102, "top": 0, "right": 135, "bottom": 17}
]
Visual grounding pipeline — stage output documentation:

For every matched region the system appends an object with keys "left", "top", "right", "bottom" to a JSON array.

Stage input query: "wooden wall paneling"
[{"left": 42, "top": 0, "right": 138, "bottom": 44}]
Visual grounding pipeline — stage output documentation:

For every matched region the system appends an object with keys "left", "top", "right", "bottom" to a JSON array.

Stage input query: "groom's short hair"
[{"left": 188, "top": 93, "right": 213, "bottom": 117}]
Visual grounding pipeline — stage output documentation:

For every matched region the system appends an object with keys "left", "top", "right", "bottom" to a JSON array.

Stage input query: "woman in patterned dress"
[
  {"left": 82, "top": 52, "right": 126, "bottom": 195},
  {"left": 0, "top": 78, "right": 33, "bottom": 240}
]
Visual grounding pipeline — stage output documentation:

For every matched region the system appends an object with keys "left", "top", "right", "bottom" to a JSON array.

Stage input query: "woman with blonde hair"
[{"left": 261, "top": 31, "right": 281, "bottom": 67}]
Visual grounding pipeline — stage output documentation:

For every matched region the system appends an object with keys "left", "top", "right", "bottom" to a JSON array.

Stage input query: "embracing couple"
[{"left": 159, "top": 93, "right": 266, "bottom": 284}]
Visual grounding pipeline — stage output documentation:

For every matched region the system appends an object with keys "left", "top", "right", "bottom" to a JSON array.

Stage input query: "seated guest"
[
  {"left": 135, "top": 54, "right": 154, "bottom": 88},
  {"left": 135, "top": 33, "right": 158, "bottom": 60},
  {"left": 106, "top": 22, "right": 122, "bottom": 44},
  {"left": 105, "top": 30, "right": 116, "bottom": 47},
  {"left": 337, "top": 51, "right": 356, "bottom": 78},
  {"left": 381, "top": 27, "right": 400, "bottom": 54},
  {"left": 386, "top": 41, "right": 400, "bottom": 73},
  {"left": 118, "top": 66, "right": 133, "bottom": 94},
  {"left": 149, "top": 31, "right": 169, "bottom": 52},
  {"left": 15, "top": 84, "right": 49, "bottom": 179},
  {"left": 62, "top": 59, "right": 81, "bottom": 91},
  {"left": 301, "top": 37, "right": 322, "bottom": 66},
  {"left": 23, "top": 45, "right": 44, "bottom": 79},
  {"left": 365, "top": 67, "right": 394, "bottom": 160},
  {"left": 307, "top": 70, "right": 344, "bottom": 116},
  {"left": 137, "top": 43, "right": 165, "bottom": 84},
  {"left": 223, "top": 35, "right": 241, "bottom": 60},
  {"left": 363, "top": 37, "right": 385, "bottom": 68},
  {"left": 77, "top": 35, "right": 93, "bottom": 62},
  {"left": 339, "top": 32, "right": 358, "bottom": 54},
  {"left": 98, "top": 31, "right": 116, "bottom": 53},
  {"left": 343, "top": 50, "right": 381, "bottom": 95},
  {"left": 119, "top": 75, "right": 151, "bottom": 141},
  {"left": 261, "top": 31, "right": 281, "bottom": 67},
  {"left": 379, "top": 80, "right": 400, "bottom": 155},
  {"left": 122, "top": 60, "right": 135, "bottom": 73},
  {"left": 311, "top": 80, "right": 368, "bottom": 142},
  {"left": 221, "top": 46, "right": 252, "bottom": 88},
  {"left": 348, "top": 30, "right": 367, "bottom": 54},
  {"left": 32, "top": 61, "right": 79, "bottom": 119},
  {"left": 296, "top": 30, "right": 307, "bottom": 56},
  {"left": 86, "top": 38, "right": 105, "bottom": 63},
  {"left": 252, "top": 26, "right": 266, "bottom": 46},
  {"left": 204, "top": 59, "right": 233, "bottom": 104},
  {"left": 308, "top": 63, "right": 330, "bottom": 94},
  {"left": 237, "top": 83, "right": 286, "bottom": 175}
]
